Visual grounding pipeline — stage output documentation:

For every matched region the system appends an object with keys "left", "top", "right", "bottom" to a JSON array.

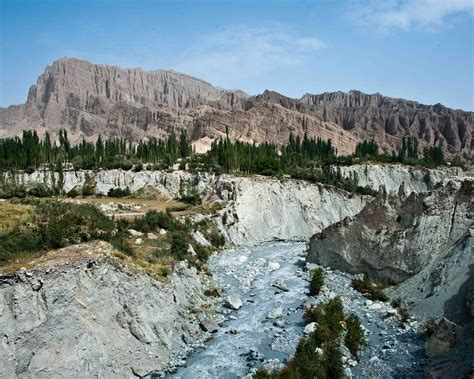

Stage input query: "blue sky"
[{"left": 1, "top": 0, "right": 473, "bottom": 110}]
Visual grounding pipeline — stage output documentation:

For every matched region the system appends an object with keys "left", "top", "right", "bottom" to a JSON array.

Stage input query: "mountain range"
[{"left": 1, "top": 58, "right": 472, "bottom": 158}]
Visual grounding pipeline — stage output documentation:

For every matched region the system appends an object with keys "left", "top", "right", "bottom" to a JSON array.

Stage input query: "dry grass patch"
[{"left": 0, "top": 202, "right": 33, "bottom": 232}]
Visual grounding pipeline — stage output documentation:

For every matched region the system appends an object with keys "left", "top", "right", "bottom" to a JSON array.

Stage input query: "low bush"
[
  {"left": 204, "top": 287, "right": 222, "bottom": 297},
  {"left": 129, "top": 210, "right": 177, "bottom": 233},
  {"left": 107, "top": 187, "right": 131, "bottom": 198},
  {"left": 391, "top": 298, "right": 410, "bottom": 324},
  {"left": 66, "top": 188, "right": 79, "bottom": 198},
  {"left": 0, "top": 201, "right": 118, "bottom": 264},
  {"left": 207, "top": 229, "right": 225, "bottom": 248},
  {"left": 344, "top": 314, "right": 367, "bottom": 357},
  {"left": 133, "top": 163, "right": 143, "bottom": 172},
  {"left": 27, "top": 183, "right": 51, "bottom": 197},
  {"left": 169, "top": 230, "right": 189, "bottom": 260},
  {"left": 310, "top": 267, "right": 325, "bottom": 296},
  {"left": 260, "top": 297, "right": 345, "bottom": 379},
  {"left": 81, "top": 185, "right": 95, "bottom": 196},
  {"left": 352, "top": 275, "right": 389, "bottom": 302}
]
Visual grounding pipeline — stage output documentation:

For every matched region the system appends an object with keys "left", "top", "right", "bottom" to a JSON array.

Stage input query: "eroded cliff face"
[
  {"left": 299, "top": 90, "right": 473, "bottom": 158},
  {"left": 10, "top": 169, "right": 369, "bottom": 245},
  {"left": 340, "top": 164, "right": 465, "bottom": 194},
  {"left": 9, "top": 164, "right": 467, "bottom": 246},
  {"left": 213, "top": 176, "right": 367, "bottom": 245},
  {"left": 0, "top": 241, "right": 218, "bottom": 378},
  {"left": 307, "top": 178, "right": 473, "bottom": 283}
]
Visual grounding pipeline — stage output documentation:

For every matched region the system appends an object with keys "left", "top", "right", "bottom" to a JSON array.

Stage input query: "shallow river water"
[{"left": 169, "top": 242, "right": 309, "bottom": 379}]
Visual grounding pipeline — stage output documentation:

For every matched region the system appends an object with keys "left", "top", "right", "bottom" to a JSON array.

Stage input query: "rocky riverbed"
[{"left": 166, "top": 242, "right": 425, "bottom": 379}]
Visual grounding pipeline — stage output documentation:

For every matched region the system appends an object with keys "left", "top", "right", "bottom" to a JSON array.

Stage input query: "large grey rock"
[
  {"left": 225, "top": 294, "right": 242, "bottom": 310},
  {"left": 425, "top": 318, "right": 463, "bottom": 358},
  {"left": 199, "top": 319, "right": 219, "bottom": 333},
  {"left": 267, "top": 307, "right": 284, "bottom": 320}
]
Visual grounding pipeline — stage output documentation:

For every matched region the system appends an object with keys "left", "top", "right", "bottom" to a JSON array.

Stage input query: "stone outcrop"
[
  {"left": 425, "top": 318, "right": 464, "bottom": 358},
  {"left": 339, "top": 164, "right": 465, "bottom": 194},
  {"left": 1, "top": 58, "right": 472, "bottom": 158},
  {"left": 307, "top": 178, "right": 473, "bottom": 283},
  {"left": 0, "top": 241, "right": 218, "bottom": 378},
  {"left": 392, "top": 228, "right": 473, "bottom": 322}
]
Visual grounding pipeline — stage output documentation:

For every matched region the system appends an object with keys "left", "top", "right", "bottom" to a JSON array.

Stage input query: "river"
[
  {"left": 167, "top": 241, "right": 425, "bottom": 379},
  {"left": 168, "top": 242, "right": 309, "bottom": 378}
]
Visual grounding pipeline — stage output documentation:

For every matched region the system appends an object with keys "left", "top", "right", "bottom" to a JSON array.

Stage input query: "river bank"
[{"left": 166, "top": 242, "right": 425, "bottom": 379}]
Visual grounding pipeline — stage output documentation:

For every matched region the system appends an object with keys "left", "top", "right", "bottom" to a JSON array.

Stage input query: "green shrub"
[
  {"left": 324, "top": 342, "right": 344, "bottom": 378},
  {"left": 281, "top": 336, "right": 326, "bottom": 378},
  {"left": 0, "top": 201, "right": 118, "bottom": 264},
  {"left": 169, "top": 230, "right": 189, "bottom": 260},
  {"left": 207, "top": 229, "right": 225, "bottom": 248},
  {"left": 252, "top": 368, "right": 276, "bottom": 379},
  {"left": 81, "top": 185, "right": 95, "bottom": 196},
  {"left": 27, "top": 183, "right": 51, "bottom": 197},
  {"left": 352, "top": 275, "right": 389, "bottom": 302},
  {"left": 130, "top": 210, "right": 176, "bottom": 233},
  {"left": 133, "top": 163, "right": 143, "bottom": 172},
  {"left": 310, "top": 268, "right": 325, "bottom": 296},
  {"left": 107, "top": 187, "right": 131, "bottom": 198},
  {"left": 67, "top": 188, "right": 79, "bottom": 198},
  {"left": 179, "top": 180, "right": 202, "bottom": 206},
  {"left": 194, "top": 244, "right": 211, "bottom": 262},
  {"left": 391, "top": 298, "right": 410, "bottom": 324},
  {"left": 204, "top": 287, "right": 222, "bottom": 297},
  {"left": 344, "top": 314, "right": 367, "bottom": 357}
]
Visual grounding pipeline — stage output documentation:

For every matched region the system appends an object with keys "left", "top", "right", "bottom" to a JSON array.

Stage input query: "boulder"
[
  {"left": 268, "top": 262, "right": 280, "bottom": 271},
  {"left": 134, "top": 238, "right": 143, "bottom": 245},
  {"left": 267, "top": 307, "right": 283, "bottom": 320},
  {"left": 303, "top": 322, "right": 318, "bottom": 335},
  {"left": 147, "top": 233, "right": 157, "bottom": 240},
  {"left": 225, "top": 294, "right": 242, "bottom": 310},
  {"left": 272, "top": 279, "right": 289, "bottom": 292},
  {"left": 199, "top": 319, "right": 219, "bottom": 333},
  {"left": 425, "top": 318, "right": 463, "bottom": 358},
  {"left": 128, "top": 229, "right": 143, "bottom": 237}
]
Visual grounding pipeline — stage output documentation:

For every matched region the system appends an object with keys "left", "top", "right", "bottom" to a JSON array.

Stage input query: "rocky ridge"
[
  {"left": 1, "top": 58, "right": 472, "bottom": 158},
  {"left": 307, "top": 178, "right": 473, "bottom": 283}
]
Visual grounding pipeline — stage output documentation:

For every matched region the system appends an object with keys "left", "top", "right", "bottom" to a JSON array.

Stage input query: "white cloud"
[
  {"left": 173, "top": 24, "right": 325, "bottom": 88},
  {"left": 349, "top": 0, "right": 474, "bottom": 31}
]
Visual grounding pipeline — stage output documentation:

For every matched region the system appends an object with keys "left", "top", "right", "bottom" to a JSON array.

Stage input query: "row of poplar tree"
[{"left": 0, "top": 129, "right": 446, "bottom": 174}]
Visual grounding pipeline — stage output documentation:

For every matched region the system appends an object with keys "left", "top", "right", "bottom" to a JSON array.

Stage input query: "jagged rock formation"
[
  {"left": 300, "top": 91, "right": 473, "bottom": 158},
  {"left": 307, "top": 178, "right": 473, "bottom": 283},
  {"left": 1, "top": 58, "right": 472, "bottom": 158},
  {"left": 0, "top": 241, "right": 218, "bottom": 378}
]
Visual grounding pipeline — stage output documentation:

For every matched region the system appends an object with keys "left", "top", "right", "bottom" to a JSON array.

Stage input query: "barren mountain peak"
[{"left": 0, "top": 58, "right": 472, "bottom": 159}]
